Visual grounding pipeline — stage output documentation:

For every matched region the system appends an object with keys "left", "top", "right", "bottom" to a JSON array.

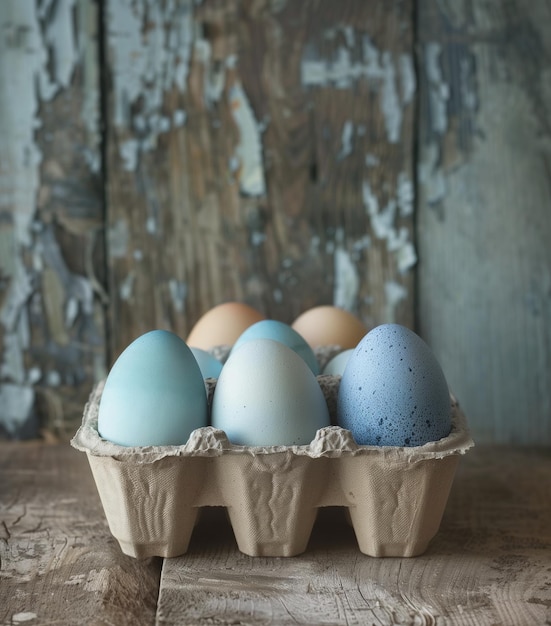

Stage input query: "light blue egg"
[
  {"left": 323, "top": 349, "right": 354, "bottom": 375},
  {"left": 337, "top": 324, "right": 451, "bottom": 447},
  {"left": 98, "top": 330, "right": 208, "bottom": 447},
  {"left": 190, "top": 347, "right": 223, "bottom": 379},
  {"left": 212, "top": 339, "right": 330, "bottom": 446},
  {"left": 232, "top": 320, "right": 320, "bottom": 375}
]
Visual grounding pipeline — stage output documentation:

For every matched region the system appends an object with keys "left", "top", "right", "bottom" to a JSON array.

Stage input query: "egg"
[
  {"left": 336, "top": 324, "right": 452, "bottom": 446},
  {"left": 186, "top": 302, "right": 266, "bottom": 350},
  {"left": 291, "top": 306, "right": 368, "bottom": 349},
  {"left": 232, "top": 320, "right": 320, "bottom": 375},
  {"left": 190, "top": 347, "right": 223, "bottom": 379},
  {"left": 211, "top": 338, "right": 331, "bottom": 446},
  {"left": 98, "top": 330, "right": 208, "bottom": 447},
  {"left": 322, "top": 349, "right": 354, "bottom": 375}
]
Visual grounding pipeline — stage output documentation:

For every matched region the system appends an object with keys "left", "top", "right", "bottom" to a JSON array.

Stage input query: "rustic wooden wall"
[
  {"left": 0, "top": 0, "right": 549, "bottom": 445},
  {"left": 0, "top": 0, "right": 106, "bottom": 439},
  {"left": 417, "top": 0, "right": 551, "bottom": 445}
]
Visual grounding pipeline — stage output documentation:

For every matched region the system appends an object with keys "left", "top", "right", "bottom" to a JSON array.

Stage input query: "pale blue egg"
[
  {"left": 323, "top": 349, "right": 354, "bottom": 375},
  {"left": 337, "top": 324, "right": 451, "bottom": 446},
  {"left": 212, "top": 339, "right": 330, "bottom": 446},
  {"left": 232, "top": 320, "right": 320, "bottom": 375},
  {"left": 190, "top": 347, "right": 223, "bottom": 379},
  {"left": 98, "top": 330, "right": 208, "bottom": 446}
]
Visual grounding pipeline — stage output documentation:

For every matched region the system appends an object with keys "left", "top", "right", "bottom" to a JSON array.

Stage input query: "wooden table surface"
[{"left": 1, "top": 441, "right": 550, "bottom": 626}]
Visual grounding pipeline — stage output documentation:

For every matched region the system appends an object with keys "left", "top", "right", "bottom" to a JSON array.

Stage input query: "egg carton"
[{"left": 71, "top": 374, "right": 474, "bottom": 559}]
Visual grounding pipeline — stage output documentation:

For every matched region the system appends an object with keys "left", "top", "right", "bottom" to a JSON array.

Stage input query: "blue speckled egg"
[
  {"left": 232, "top": 320, "right": 320, "bottom": 375},
  {"left": 98, "top": 330, "right": 208, "bottom": 447},
  {"left": 336, "top": 324, "right": 452, "bottom": 446}
]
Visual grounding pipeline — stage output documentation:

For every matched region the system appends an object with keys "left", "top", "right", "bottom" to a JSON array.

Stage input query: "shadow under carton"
[{"left": 71, "top": 378, "right": 474, "bottom": 558}]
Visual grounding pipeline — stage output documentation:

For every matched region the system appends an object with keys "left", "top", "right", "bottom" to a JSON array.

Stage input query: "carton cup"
[{"left": 72, "top": 377, "right": 473, "bottom": 559}]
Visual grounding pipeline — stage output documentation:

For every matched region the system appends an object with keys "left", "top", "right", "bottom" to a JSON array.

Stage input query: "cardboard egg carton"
[{"left": 71, "top": 368, "right": 474, "bottom": 559}]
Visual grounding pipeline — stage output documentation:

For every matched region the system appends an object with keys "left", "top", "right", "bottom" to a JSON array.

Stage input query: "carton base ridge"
[{"left": 73, "top": 379, "right": 474, "bottom": 559}]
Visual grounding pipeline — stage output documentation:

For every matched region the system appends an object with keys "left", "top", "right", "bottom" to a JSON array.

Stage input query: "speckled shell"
[{"left": 336, "top": 324, "right": 452, "bottom": 446}]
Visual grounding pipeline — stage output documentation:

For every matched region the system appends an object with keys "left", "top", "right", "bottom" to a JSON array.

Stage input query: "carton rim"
[{"left": 71, "top": 380, "right": 474, "bottom": 464}]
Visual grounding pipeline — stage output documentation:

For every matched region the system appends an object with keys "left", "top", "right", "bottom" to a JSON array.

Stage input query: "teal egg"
[
  {"left": 98, "top": 330, "right": 208, "bottom": 446},
  {"left": 232, "top": 320, "right": 320, "bottom": 375}
]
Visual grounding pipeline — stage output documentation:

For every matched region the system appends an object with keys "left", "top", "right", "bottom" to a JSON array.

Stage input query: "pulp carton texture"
[{"left": 71, "top": 365, "right": 474, "bottom": 559}]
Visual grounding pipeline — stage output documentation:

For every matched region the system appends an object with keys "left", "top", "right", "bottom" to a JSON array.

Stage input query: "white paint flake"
[
  {"left": 301, "top": 32, "right": 414, "bottom": 144},
  {"left": 397, "top": 172, "right": 414, "bottom": 217},
  {"left": 425, "top": 42, "right": 449, "bottom": 134},
  {"left": 362, "top": 181, "right": 417, "bottom": 273},
  {"left": 381, "top": 51, "right": 401, "bottom": 143},
  {"left": 11, "top": 613, "right": 37, "bottom": 624},
  {"left": 229, "top": 82, "right": 267, "bottom": 196},
  {"left": 168, "top": 279, "right": 187, "bottom": 313},
  {"left": 108, "top": 0, "right": 194, "bottom": 164},
  {"left": 337, "top": 120, "right": 354, "bottom": 160},
  {"left": 385, "top": 280, "right": 408, "bottom": 322},
  {"left": 119, "top": 272, "right": 135, "bottom": 301},
  {"left": 334, "top": 231, "right": 360, "bottom": 310},
  {"left": 0, "top": 384, "right": 35, "bottom": 436},
  {"left": 399, "top": 53, "right": 416, "bottom": 105}
]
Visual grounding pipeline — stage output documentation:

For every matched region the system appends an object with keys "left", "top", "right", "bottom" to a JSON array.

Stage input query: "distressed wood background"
[{"left": 0, "top": 0, "right": 549, "bottom": 445}]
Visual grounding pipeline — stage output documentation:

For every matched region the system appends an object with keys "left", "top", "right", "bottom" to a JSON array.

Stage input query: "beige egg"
[
  {"left": 186, "top": 302, "right": 266, "bottom": 350},
  {"left": 292, "top": 306, "right": 368, "bottom": 349}
]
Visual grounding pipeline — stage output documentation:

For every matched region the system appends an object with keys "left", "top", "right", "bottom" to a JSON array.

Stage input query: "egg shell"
[
  {"left": 232, "top": 319, "right": 320, "bottom": 375},
  {"left": 337, "top": 324, "right": 452, "bottom": 446},
  {"left": 292, "top": 306, "right": 368, "bottom": 349},
  {"left": 98, "top": 330, "right": 208, "bottom": 446},
  {"left": 211, "top": 338, "right": 331, "bottom": 446},
  {"left": 187, "top": 302, "right": 266, "bottom": 350},
  {"left": 322, "top": 349, "right": 354, "bottom": 375},
  {"left": 190, "top": 347, "right": 223, "bottom": 379}
]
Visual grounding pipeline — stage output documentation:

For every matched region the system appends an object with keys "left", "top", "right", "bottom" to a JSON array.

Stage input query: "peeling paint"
[
  {"left": 301, "top": 31, "right": 414, "bottom": 144},
  {"left": 385, "top": 280, "right": 408, "bottom": 321},
  {"left": 1, "top": 0, "right": 102, "bottom": 434},
  {"left": 119, "top": 272, "right": 135, "bottom": 302},
  {"left": 168, "top": 279, "right": 187, "bottom": 313},
  {"left": 381, "top": 51, "right": 401, "bottom": 143},
  {"left": 229, "top": 82, "right": 267, "bottom": 197},
  {"left": 0, "top": 384, "right": 34, "bottom": 436},
  {"left": 425, "top": 42, "right": 449, "bottom": 134},
  {"left": 108, "top": 219, "right": 129, "bottom": 258},
  {"left": 397, "top": 172, "right": 414, "bottom": 217},
  {"left": 362, "top": 181, "right": 417, "bottom": 272},
  {"left": 108, "top": 0, "right": 195, "bottom": 167},
  {"left": 399, "top": 53, "right": 416, "bottom": 105},
  {"left": 334, "top": 231, "right": 360, "bottom": 311},
  {"left": 337, "top": 120, "right": 354, "bottom": 160},
  {"left": 418, "top": 142, "right": 447, "bottom": 206},
  {"left": 365, "top": 153, "right": 380, "bottom": 167}
]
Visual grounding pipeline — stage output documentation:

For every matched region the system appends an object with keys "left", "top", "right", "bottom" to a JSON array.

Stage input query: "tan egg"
[
  {"left": 292, "top": 306, "right": 369, "bottom": 349},
  {"left": 186, "top": 302, "right": 266, "bottom": 350}
]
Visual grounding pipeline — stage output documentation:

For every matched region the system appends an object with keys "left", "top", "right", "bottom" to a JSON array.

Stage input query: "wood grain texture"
[
  {"left": 1, "top": 442, "right": 550, "bottom": 625},
  {"left": 156, "top": 446, "right": 551, "bottom": 625},
  {"left": 416, "top": 0, "right": 551, "bottom": 444},
  {"left": 0, "top": 0, "right": 106, "bottom": 439},
  {"left": 104, "top": 0, "right": 416, "bottom": 361},
  {"left": 0, "top": 442, "right": 162, "bottom": 626}
]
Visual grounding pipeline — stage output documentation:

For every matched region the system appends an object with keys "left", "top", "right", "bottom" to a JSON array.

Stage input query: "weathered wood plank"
[
  {"left": 0, "top": 442, "right": 162, "bottom": 626},
  {"left": 0, "top": 0, "right": 106, "bottom": 439},
  {"left": 105, "top": 0, "right": 416, "bottom": 360},
  {"left": 416, "top": 0, "right": 551, "bottom": 444},
  {"left": 156, "top": 446, "right": 551, "bottom": 625}
]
